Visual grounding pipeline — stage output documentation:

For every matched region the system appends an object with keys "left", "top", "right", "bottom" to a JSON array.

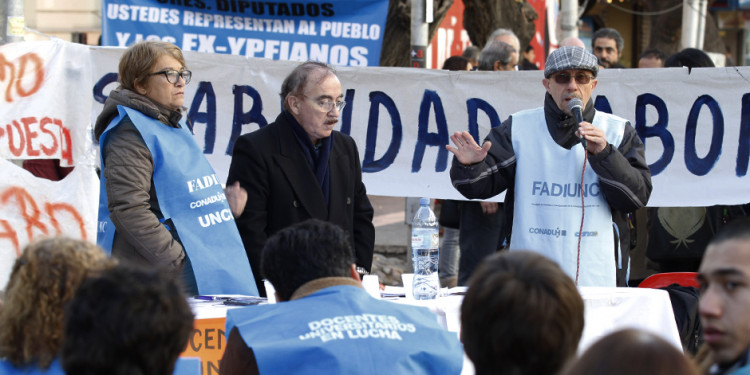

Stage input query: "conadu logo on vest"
[
  {"left": 528, "top": 227, "right": 567, "bottom": 238},
  {"left": 299, "top": 314, "right": 417, "bottom": 343},
  {"left": 531, "top": 180, "right": 601, "bottom": 198}
]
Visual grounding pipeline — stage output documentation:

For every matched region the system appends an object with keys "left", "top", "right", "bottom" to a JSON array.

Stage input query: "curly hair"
[{"left": 0, "top": 237, "right": 113, "bottom": 369}]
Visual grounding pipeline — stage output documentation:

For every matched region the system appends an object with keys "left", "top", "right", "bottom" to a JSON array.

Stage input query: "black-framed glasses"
[
  {"left": 304, "top": 95, "right": 346, "bottom": 112},
  {"left": 551, "top": 73, "right": 594, "bottom": 85},
  {"left": 148, "top": 69, "right": 192, "bottom": 85}
]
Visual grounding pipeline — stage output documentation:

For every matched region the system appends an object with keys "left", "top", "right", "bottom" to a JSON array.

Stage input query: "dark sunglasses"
[{"left": 551, "top": 73, "right": 594, "bottom": 85}]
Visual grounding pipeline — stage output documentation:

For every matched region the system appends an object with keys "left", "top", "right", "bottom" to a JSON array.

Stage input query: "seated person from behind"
[
  {"left": 221, "top": 219, "right": 464, "bottom": 374},
  {"left": 461, "top": 250, "right": 584, "bottom": 375},
  {"left": 61, "top": 263, "right": 195, "bottom": 375}
]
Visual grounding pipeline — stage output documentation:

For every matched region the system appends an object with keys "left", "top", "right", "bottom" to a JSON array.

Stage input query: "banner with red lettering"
[{"left": 0, "top": 41, "right": 98, "bottom": 288}]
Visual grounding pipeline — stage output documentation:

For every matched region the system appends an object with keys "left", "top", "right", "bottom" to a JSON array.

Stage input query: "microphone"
[{"left": 568, "top": 98, "right": 587, "bottom": 149}]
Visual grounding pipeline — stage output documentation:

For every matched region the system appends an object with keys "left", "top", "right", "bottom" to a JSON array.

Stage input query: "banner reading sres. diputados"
[{"left": 101, "top": 0, "right": 389, "bottom": 66}]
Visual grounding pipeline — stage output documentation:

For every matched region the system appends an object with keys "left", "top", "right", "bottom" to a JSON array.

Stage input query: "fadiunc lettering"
[
  {"left": 186, "top": 173, "right": 221, "bottom": 193},
  {"left": 531, "top": 181, "right": 601, "bottom": 198}
]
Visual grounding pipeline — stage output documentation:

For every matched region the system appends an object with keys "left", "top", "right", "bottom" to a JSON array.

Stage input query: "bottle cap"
[{"left": 419, "top": 197, "right": 429, "bottom": 205}]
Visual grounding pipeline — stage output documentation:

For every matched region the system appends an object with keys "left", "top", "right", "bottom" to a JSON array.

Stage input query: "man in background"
[{"left": 592, "top": 28, "right": 625, "bottom": 68}]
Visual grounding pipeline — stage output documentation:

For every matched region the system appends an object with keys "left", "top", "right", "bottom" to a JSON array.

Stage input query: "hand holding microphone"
[{"left": 568, "top": 98, "right": 587, "bottom": 150}]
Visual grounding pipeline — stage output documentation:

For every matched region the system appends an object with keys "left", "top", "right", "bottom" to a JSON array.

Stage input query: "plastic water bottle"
[{"left": 411, "top": 197, "right": 440, "bottom": 300}]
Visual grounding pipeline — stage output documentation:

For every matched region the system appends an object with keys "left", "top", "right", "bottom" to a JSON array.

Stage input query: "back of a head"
[
  {"left": 261, "top": 219, "right": 354, "bottom": 301},
  {"left": 486, "top": 28, "right": 520, "bottom": 51},
  {"left": 61, "top": 263, "right": 194, "bottom": 375},
  {"left": 665, "top": 48, "right": 715, "bottom": 69},
  {"left": 442, "top": 56, "right": 471, "bottom": 71},
  {"left": 560, "top": 329, "right": 700, "bottom": 375},
  {"left": 462, "top": 46, "right": 481, "bottom": 64},
  {"left": 461, "top": 251, "right": 584, "bottom": 375},
  {"left": 0, "top": 237, "right": 111, "bottom": 369}
]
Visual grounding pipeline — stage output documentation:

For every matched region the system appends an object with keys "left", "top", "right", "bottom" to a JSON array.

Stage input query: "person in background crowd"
[
  {"left": 478, "top": 40, "right": 518, "bottom": 72},
  {"left": 462, "top": 46, "right": 480, "bottom": 69},
  {"left": 448, "top": 46, "right": 652, "bottom": 286},
  {"left": 698, "top": 218, "right": 750, "bottom": 375},
  {"left": 438, "top": 56, "right": 473, "bottom": 287},
  {"left": 638, "top": 48, "right": 667, "bottom": 68},
  {"left": 559, "top": 36, "right": 586, "bottom": 48},
  {"left": 61, "top": 263, "right": 194, "bottom": 375},
  {"left": 226, "top": 61, "right": 375, "bottom": 296},
  {"left": 95, "top": 40, "right": 256, "bottom": 296},
  {"left": 519, "top": 45, "right": 538, "bottom": 70},
  {"left": 454, "top": 32, "right": 523, "bottom": 286},
  {"left": 486, "top": 28, "right": 521, "bottom": 56},
  {"left": 666, "top": 48, "right": 716, "bottom": 71},
  {"left": 592, "top": 27, "right": 626, "bottom": 68},
  {"left": 442, "top": 55, "right": 473, "bottom": 71},
  {"left": 560, "top": 329, "right": 700, "bottom": 375},
  {"left": 461, "top": 251, "right": 584, "bottom": 375},
  {"left": 221, "top": 219, "right": 463, "bottom": 374},
  {"left": 0, "top": 237, "right": 113, "bottom": 374}
]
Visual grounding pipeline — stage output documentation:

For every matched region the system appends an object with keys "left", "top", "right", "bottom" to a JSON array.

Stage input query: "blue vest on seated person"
[
  {"left": 510, "top": 108, "right": 626, "bottom": 287},
  {"left": 97, "top": 106, "right": 258, "bottom": 296},
  {"left": 226, "top": 285, "right": 464, "bottom": 374}
]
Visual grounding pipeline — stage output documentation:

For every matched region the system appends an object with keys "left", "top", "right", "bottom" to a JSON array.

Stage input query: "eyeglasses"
[
  {"left": 551, "top": 73, "right": 594, "bottom": 85},
  {"left": 148, "top": 69, "right": 192, "bottom": 85},
  {"left": 304, "top": 95, "right": 346, "bottom": 112}
]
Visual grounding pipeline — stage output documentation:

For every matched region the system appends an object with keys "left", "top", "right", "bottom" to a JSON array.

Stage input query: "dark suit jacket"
[{"left": 227, "top": 112, "right": 375, "bottom": 294}]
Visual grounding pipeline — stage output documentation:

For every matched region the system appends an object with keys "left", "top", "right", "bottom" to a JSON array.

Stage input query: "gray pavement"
[{"left": 369, "top": 195, "right": 411, "bottom": 285}]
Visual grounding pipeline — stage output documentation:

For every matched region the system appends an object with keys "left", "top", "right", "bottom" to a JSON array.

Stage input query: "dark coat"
[{"left": 227, "top": 112, "right": 375, "bottom": 294}]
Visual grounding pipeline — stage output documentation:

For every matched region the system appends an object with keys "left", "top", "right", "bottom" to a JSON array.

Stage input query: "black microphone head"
[{"left": 568, "top": 98, "right": 584, "bottom": 112}]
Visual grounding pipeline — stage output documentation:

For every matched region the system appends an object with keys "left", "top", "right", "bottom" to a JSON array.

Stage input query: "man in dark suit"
[{"left": 227, "top": 61, "right": 375, "bottom": 295}]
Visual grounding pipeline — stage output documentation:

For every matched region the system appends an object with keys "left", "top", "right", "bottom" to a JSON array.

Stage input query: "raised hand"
[{"left": 445, "top": 131, "right": 492, "bottom": 166}]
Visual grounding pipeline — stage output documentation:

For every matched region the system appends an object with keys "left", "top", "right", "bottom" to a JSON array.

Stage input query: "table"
[{"left": 181, "top": 286, "right": 681, "bottom": 375}]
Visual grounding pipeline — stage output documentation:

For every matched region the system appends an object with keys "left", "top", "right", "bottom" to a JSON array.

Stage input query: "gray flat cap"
[{"left": 544, "top": 46, "right": 599, "bottom": 78}]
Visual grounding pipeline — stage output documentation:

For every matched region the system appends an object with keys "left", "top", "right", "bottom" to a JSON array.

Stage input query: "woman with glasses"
[
  {"left": 94, "top": 41, "right": 258, "bottom": 296},
  {"left": 226, "top": 61, "right": 375, "bottom": 296}
]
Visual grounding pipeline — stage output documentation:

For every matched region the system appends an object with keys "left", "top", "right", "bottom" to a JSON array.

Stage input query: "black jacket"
[
  {"left": 450, "top": 94, "right": 652, "bottom": 285},
  {"left": 227, "top": 112, "right": 375, "bottom": 294}
]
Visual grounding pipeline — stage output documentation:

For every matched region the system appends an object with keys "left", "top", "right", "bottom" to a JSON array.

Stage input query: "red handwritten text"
[
  {"left": 0, "top": 52, "right": 45, "bottom": 103},
  {"left": 1, "top": 116, "right": 72, "bottom": 164},
  {"left": 0, "top": 186, "right": 87, "bottom": 256}
]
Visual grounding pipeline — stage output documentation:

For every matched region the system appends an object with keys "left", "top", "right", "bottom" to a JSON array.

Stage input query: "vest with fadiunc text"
[
  {"left": 511, "top": 107, "right": 625, "bottom": 286},
  {"left": 97, "top": 106, "right": 258, "bottom": 295}
]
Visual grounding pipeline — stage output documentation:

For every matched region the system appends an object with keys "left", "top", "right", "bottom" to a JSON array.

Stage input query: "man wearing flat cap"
[{"left": 447, "top": 46, "right": 652, "bottom": 287}]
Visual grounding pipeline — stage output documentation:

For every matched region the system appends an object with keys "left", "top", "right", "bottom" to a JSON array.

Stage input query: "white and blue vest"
[
  {"left": 226, "top": 285, "right": 464, "bottom": 374},
  {"left": 97, "top": 106, "right": 258, "bottom": 295},
  {"left": 510, "top": 108, "right": 626, "bottom": 286}
]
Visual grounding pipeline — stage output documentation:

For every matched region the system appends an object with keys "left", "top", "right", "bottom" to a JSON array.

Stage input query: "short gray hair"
[
  {"left": 478, "top": 41, "right": 516, "bottom": 71},
  {"left": 279, "top": 61, "right": 337, "bottom": 112}
]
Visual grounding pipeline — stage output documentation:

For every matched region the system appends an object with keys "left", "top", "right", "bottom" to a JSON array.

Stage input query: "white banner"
[{"left": 2, "top": 40, "right": 750, "bottom": 286}]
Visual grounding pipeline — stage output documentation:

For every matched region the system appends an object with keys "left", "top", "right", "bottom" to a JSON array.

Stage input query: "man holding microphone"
[{"left": 447, "top": 46, "right": 651, "bottom": 286}]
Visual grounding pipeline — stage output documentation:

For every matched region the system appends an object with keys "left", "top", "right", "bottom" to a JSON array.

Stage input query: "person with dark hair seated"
[
  {"left": 461, "top": 250, "right": 584, "bottom": 375},
  {"left": 221, "top": 219, "right": 463, "bottom": 374},
  {"left": 0, "top": 237, "right": 113, "bottom": 375},
  {"left": 61, "top": 263, "right": 195, "bottom": 375},
  {"left": 560, "top": 329, "right": 700, "bottom": 375}
]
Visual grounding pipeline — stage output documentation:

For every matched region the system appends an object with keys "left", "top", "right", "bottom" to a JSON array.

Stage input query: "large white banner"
[{"left": 2, "top": 40, "right": 750, "bottom": 286}]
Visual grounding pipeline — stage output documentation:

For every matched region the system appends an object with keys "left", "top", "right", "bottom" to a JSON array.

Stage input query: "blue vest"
[
  {"left": 226, "top": 285, "right": 464, "bottom": 374},
  {"left": 0, "top": 359, "right": 64, "bottom": 375},
  {"left": 97, "top": 106, "right": 258, "bottom": 295},
  {"left": 510, "top": 108, "right": 626, "bottom": 286}
]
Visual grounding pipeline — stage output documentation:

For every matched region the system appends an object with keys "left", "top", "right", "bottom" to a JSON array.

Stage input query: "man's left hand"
[
  {"left": 225, "top": 181, "right": 248, "bottom": 218},
  {"left": 577, "top": 122, "right": 608, "bottom": 155}
]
